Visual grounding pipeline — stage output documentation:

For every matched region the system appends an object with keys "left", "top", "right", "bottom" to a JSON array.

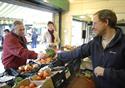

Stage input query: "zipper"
[{"left": 101, "top": 45, "right": 106, "bottom": 67}]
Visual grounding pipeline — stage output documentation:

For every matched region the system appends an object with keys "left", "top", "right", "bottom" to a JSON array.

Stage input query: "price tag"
[{"left": 65, "top": 68, "right": 71, "bottom": 79}]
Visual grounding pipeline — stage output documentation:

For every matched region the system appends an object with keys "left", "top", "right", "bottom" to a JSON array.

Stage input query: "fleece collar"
[{"left": 94, "top": 27, "right": 123, "bottom": 49}]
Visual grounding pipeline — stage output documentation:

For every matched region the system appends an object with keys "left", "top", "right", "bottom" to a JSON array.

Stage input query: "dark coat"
[
  {"left": 2, "top": 32, "right": 37, "bottom": 69},
  {"left": 58, "top": 27, "right": 125, "bottom": 88}
]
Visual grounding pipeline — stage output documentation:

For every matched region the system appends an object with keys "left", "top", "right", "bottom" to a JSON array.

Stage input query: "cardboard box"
[{"left": 13, "top": 77, "right": 54, "bottom": 88}]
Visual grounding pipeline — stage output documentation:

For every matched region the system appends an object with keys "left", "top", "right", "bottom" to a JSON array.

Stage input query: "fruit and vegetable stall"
[{"left": 0, "top": 47, "right": 95, "bottom": 88}]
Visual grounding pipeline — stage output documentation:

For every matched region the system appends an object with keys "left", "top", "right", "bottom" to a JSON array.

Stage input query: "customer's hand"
[{"left": 94, "top": 66, "right": 104, "bottom": 77}]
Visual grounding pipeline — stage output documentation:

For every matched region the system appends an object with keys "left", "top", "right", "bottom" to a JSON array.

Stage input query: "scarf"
[{"left": 48, "top": 30, "right": 55, "bottom": 43}]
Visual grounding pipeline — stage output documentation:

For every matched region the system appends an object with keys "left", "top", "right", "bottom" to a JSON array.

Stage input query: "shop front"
[{"left": 0, "top": 1, "right": 95, "bottom": 88}]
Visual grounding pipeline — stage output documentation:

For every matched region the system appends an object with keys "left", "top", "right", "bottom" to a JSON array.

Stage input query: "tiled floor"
[{"left": 0, "top": 44, "right": 43, "bottom": 73}]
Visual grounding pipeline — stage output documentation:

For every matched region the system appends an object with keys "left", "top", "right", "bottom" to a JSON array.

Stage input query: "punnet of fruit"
[
  {"left": 18, "top": 64, "right": 39, "bottom": 74},
  {"left": 31, "top": 67, "right": 51, "bottom": 81},
  {"left": 36, "top": 57, "right": 53, "bottom": 64},
  {"left": 13, "top": 78, "right": 38, "bottom": 88},
  {"left": 19, "top": 82, "right": 37, "bottom": 88}
]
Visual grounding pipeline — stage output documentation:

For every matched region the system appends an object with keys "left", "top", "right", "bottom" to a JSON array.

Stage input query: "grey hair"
[{"left": 11, "top": 20, "right": 23, "bottom": 32}]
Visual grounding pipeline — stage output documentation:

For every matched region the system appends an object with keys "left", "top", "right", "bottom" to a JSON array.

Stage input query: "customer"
[
  {"left": 31, "top": 29, "right": 38, "bottom": 48},
  {"left": 2, "top": 21, "right": 44, "bottom": 69},
  {"left": 55, "top": 9, "right": 125, "bottom": 88},
  {"left": 40, "top": 21, "right": 60, "bottom": 48}
]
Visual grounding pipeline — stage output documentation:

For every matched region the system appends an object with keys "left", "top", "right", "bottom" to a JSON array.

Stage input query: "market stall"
[{"left": 0, "top": 47, "right": 95, "bottom": 88}]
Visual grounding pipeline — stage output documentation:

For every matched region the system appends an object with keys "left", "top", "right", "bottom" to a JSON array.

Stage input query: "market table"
[{"left": 0, "top": 58, "right": 94, "bottom": 88}]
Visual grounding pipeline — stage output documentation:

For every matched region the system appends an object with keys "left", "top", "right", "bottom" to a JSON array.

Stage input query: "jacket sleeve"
[
  {"left": 57, "top": 41, "right": 92, "bottom": 62},
  {"left": 5, "top": 36, "right": 38, "bottom": 59}
]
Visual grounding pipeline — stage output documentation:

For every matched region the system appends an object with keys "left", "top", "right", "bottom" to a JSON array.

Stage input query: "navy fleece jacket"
[{"left": 58, "top": 27, "right": 125, "bottom": 88}]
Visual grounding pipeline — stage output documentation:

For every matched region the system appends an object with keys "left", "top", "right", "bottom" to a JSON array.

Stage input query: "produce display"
[
  {"left": 36, "top": 57, "right": 52, "bottom": 64},
  {"left": 36, "top": 49, "right": 56, "bottom": 65},
  {"left": 18, "top": 64, "right": 39, "bottom": 74},
  {"left": 45, "top": 49, "right": 56, "bottom": 58},
  {"left": 14, "top": 77, "right": 23, "bottom": 85},
  {"left": 19, "top": 82, "right": 37, "bottom": 88},
  {"left": 31, "top": 68, "right": 51, "bottom": 81},
  {"left": 13, "top": 78, "right": 37, "bottom": 88},
  {"left": 0, "top": 47, "right": 94, "bottom": 88}
]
